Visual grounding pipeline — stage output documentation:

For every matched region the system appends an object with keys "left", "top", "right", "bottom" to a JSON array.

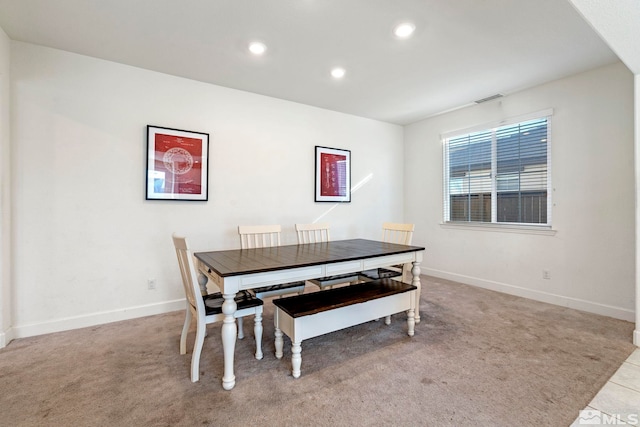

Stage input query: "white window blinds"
[{"left": 443, "top": 111, "right": 551, "bottom": 226}]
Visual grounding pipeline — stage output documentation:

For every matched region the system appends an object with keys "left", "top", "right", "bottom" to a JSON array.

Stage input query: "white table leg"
[
  {"left": 407, "top": 293, "right": 416, "bottom": 337},
  {"left": 291, "top": 342, "right": 302, "bottom": 378},
  {"left": 274, "top": 308, "right": 283, "bottom": 359},
  {"left": 221, "top": 293, "right": 237, "bottom": 390},
  {"left": 411, "top": 261, "right": 421, "bottom": 324},
  {"left": 197, "top": 271, "right": 208, "bottom": 295},
  {"left": 254, "top": 310, "right": 263, "bottom": 360}
]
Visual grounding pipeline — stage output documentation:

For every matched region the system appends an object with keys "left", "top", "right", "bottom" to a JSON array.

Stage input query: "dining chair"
[
  {"left": 295, "top": 222, "right": 331, "bottom": 244},
  {"left": 358, "top": 222, "right": 415, "bottom": 325},
  {"left": 238, "top": 225, "right": 306, "bottom": 299},
  {"left": 172, "top": 233, "right": 264, "bottom": 382},
  {"left": 295, "top": 222, "right": 360, "bottom": 290},
  {"left": 359, "top": 222, "right": 415, "bottom": 282}
]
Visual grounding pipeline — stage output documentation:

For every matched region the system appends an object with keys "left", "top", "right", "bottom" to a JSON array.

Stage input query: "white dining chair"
[
  {"left": 359, "top": 222, "right": 415, "bottom": 282},
  {"left": 238, "top": 225, "right": 306, "bottom": 299},
  {"left": 358, "top": 222, "right": 415, "bottom": 324},
  {"left": 295, "top": 222, "right": 360, "bottom": 290},
  {"left": 172, "top": 233, "right": 264, "bottom": 382},
  {"left": 295, "top": 222, "right": 331, "bottom": 244}
]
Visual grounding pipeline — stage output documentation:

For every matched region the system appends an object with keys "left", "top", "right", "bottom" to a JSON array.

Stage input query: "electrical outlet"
[
  {"left": 147, "top": 279, "right": 156, "bottom": 290},
  {"left": 542, "top": 270, "right": 551, "bottom": 280}
]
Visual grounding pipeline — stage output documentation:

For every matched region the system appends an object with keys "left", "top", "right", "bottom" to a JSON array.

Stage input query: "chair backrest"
[
  {"left": 172, "top": 233, "right": 205, "bottom": 314},
  {"left": 295, "top": 223, "right": 330, "bottom": 244},
  {"left": 382, "top": 222, "right": 414, "bottom": 245},
  {"left": 238, "top": 224, "right": 282, "bottom": 249}
]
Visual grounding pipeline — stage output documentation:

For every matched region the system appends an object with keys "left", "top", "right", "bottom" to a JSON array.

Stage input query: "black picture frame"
[
  {"left": 315, "top": 146, "right": 351, "bottom": 202},
  {"left": 146, "top": 125, "right": 209, "bottom": 201}
]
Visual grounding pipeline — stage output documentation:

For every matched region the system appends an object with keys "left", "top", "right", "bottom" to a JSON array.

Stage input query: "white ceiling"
[{"left": 0, "top": 0, "right": 622, "bottom": 125}]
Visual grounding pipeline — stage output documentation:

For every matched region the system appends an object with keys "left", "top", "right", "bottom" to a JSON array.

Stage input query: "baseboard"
[
  {"left": 424, "top": 268, "right": 635, "bottom": 322},
  {"left": 12, "top": 299, "right": 185, "bottom": 340},
  {"left": 0, "top": 327, "right": 15, "bottom": 348},
  {"left": 634, "top": 329, "right": 640, "bottom": 347}
]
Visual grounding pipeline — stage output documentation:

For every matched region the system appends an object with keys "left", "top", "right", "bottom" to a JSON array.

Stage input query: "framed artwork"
[
  {"left": 315, "top": 146, "right": 351, "bottom": 202},
  {"left": 146, "top": 125, "right": 209, "bottom": 201}
]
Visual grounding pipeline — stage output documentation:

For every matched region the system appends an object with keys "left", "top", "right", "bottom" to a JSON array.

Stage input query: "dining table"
[{"left": 194, "top": 238, "right": 425, "bottom": 390}]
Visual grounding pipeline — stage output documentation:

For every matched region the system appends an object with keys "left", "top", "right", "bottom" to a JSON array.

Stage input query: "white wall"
[
  {"left": 9, "top": 42, "right": 404, "bottom": 338},
  {"left": 405, "top": 61, "right": 635, "bottom": 321},
  {"left": 0, "top": 26, "right": 10, "bottom": 347}
]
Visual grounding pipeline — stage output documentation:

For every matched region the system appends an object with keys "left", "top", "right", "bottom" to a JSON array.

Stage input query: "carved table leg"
[
  {"left": 221, "top": 293, "right": 237, "bottom": 390},
  {"left": 197, "top": 271, "right": 209, "bottom": 295},
  {"left": 291, "top": 342, "right": 302, "bottom": 378},
  {"left": 274, "top": 308, "right": 283, "bottom": 359},
  {"left": 407, "top": 299, "right": 416, "bottom": 337},
  {"left": 198, "top": 272, "right": 209, "bottom": 339},
  {"left": 237, "top": 318, "right": 244, "bottom": 340},
  {"left": 411, "top": 261, "right": 422, "bottom": 324},
  {"left": 254, "top": 310, "right": 263, "bottom": 360}
]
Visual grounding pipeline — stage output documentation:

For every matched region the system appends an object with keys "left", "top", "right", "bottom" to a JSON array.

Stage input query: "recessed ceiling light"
[
  {"left": 393, "top": 22, "right": 415, "bottom": 39},
  {"left": 248, "top": 42, "right": 267, "bottom": 55},
  {"left": 331, "top": 67, "right": 346, "bottom": 79}
]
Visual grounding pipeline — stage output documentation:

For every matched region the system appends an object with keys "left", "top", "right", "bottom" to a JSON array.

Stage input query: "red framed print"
[
  {"left": 146, "top": 125, "right": 209, "bottom": 201},
  {"left": 315, "top": 146, "right": 351, "bottom": 202}
]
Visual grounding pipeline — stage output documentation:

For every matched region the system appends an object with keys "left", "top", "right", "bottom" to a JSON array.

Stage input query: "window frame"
[{"left": 442, "top": 109, "right": 553, "bottom": 229}]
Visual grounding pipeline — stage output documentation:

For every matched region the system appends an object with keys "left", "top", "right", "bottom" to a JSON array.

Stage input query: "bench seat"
[{"left": 273, "top": 278, "right": 417, "bottom": 378}]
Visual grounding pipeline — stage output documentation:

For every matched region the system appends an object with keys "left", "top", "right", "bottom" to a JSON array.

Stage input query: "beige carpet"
[{"left": 0, "top": 276, "right": 636, "bottom": 427}]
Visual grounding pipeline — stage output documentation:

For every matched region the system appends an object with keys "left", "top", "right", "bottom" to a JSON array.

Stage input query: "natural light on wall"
[{"left": 314, "top": 173, "right": 373, "bottom": 223}]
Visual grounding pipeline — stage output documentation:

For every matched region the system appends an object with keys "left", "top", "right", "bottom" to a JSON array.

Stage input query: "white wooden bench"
[{"left": 273, "top": 278, "right": 417, "bottom": 378}]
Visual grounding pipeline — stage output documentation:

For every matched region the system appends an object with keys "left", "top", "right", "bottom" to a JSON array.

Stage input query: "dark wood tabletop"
[{"left": 194, "top": 238, "right": 425, "bottom": 278}]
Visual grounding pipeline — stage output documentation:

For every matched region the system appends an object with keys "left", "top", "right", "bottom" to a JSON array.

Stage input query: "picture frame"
[
  {"left": 146, "top": 125, "right": 209, "bottom": 201},
  {"left": 315, "top": 146, "right": 351, "bottom": 202}
]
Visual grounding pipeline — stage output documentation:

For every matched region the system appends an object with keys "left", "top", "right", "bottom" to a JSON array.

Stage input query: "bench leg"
[
  {"left": 275, "top": 327, "right": 284, "bottom": 359},
  {"left": 384, "top": 315, "right": 391, "bottom": 325},
  {"left": 291, "top": 341, "right": 302, "bottom": 378}
]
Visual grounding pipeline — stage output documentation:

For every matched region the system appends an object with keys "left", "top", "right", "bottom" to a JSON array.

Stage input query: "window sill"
[{"left": 440, "top": 222, "right": 557, "bottom": 236}]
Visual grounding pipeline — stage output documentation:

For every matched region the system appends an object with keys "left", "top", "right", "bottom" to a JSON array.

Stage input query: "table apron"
[{"left": 362, "top": 252, "right": 416, "bottom": 270}]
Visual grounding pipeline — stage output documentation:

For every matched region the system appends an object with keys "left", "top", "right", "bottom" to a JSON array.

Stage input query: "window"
[{"left": 443, "top": 110, "right": 551, "bottom": 226}]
